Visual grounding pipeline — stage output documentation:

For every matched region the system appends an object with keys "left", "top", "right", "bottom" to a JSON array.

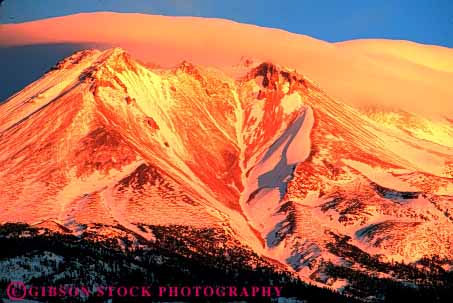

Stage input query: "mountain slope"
[
  {"left": 0, "top": 48, "right": 452, "bottom": 297},
  {"left": 235, "top": 61, "right": 453, "bottom": 284}
]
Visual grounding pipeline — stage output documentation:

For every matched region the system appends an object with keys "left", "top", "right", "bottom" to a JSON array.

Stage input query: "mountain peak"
[
  {"left": 105, "top": 47, "right": 128, "bottom": 56},
  {"left": 77, "top": 48, "right": 139, "bottom": 85},
  {"left": 245, "top": 61, "right": 308, "bottom": 94},
  {"left": 96, "top": 47, "right": 137, "bottom": 73},
  {"left": 174, "top": 60, "right": 204, "bottom": 81}
]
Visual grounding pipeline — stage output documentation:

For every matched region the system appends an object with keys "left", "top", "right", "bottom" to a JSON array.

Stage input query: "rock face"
[{"left": 0, "top": 48, "right": 452, "bottom": 290}]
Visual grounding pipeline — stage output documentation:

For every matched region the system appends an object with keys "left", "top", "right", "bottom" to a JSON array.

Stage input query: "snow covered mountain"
[{"left": 0, "top": 48, "right": 452, "bottom": 299}]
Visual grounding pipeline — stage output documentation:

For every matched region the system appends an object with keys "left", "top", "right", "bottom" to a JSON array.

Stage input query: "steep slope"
[
  {"left": 0, "top": 48, "right": 259, "bottom": 249},
  {"left": 234, "top": 62, "right": 453, "bottom": 285},
  {"left": 0, "top": 48, "right": 452, "bottom": 293}
]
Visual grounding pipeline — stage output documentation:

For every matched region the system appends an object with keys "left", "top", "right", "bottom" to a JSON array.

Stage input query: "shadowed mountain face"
[{"left": 0, "top": 48, "right": 452, "bottom": 301}]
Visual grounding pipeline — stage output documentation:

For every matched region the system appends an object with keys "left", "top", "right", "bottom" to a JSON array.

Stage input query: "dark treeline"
[
  {"left": 0, "top": 223, "right": 451, "bottom": 302},
  {"left": 0, "top": 223, "right": 355, "bottom": 303},
  {"left": 323, "top": 232, "right": 453, "bottom": 303}
]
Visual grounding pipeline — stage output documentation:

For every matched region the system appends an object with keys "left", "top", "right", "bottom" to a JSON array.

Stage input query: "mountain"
[
  {"left": 0, "top": 48, "right": 452, "bottom": 302},
  {"left": 1, "top": 12, "right": 453, "bottom": 117}
]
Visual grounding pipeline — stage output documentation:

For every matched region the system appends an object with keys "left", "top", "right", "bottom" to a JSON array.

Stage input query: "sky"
[{"left": 0, "top": 0, "right": 453, "bottom": 47}]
